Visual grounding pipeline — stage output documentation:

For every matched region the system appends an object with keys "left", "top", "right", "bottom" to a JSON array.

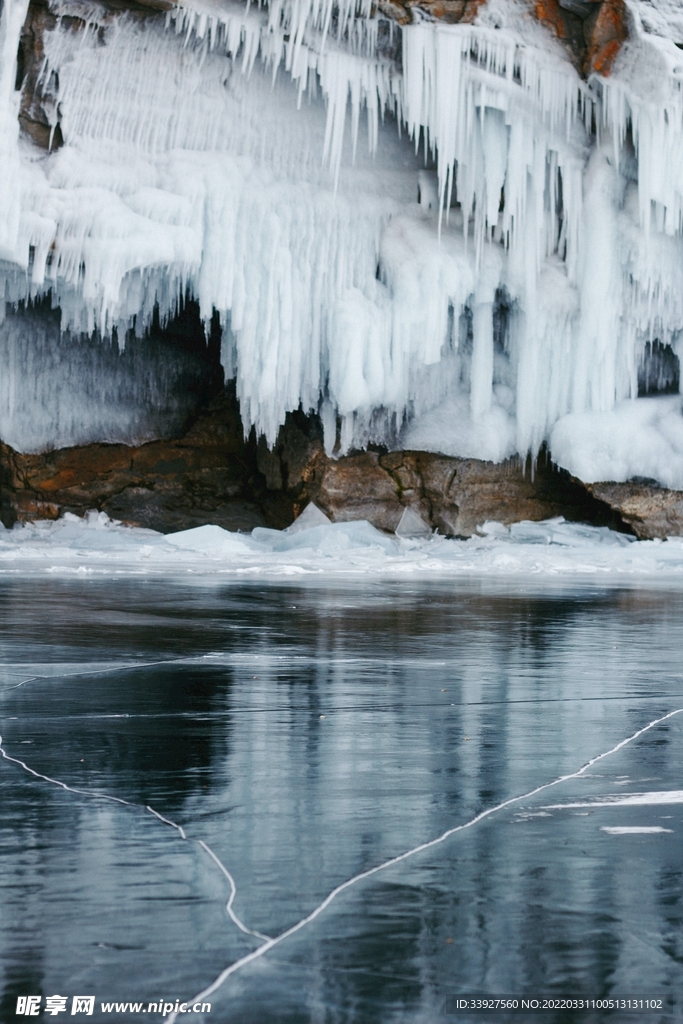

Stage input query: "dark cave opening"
[{"left": 637, "top": 340, "right": 680, "bottom": 397}]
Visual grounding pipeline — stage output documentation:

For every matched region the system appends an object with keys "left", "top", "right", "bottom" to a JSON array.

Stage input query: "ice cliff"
[{"left": 2, "top": 0, "right": 683, "bottom": 487}]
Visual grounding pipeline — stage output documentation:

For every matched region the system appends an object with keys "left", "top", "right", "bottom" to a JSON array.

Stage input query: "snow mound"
[
  {"left": 550, "top": 396, "right": 683, "bottom": 488},
  {"left": 165, "top": 523, "right": 254, "bottom": 554}
]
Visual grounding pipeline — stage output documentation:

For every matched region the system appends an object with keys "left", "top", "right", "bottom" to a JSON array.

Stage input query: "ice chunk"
[
  {"left": 508, "top": 519, "right": 634, "bottom": 548},
  {"left": 395, "top": 506, "right": 431, "bottom": 539},
  {"left": 478, "top": 521, "right": 509, "bottom": 537},
  {"left": 164, "top": 523, "right": 252, "bottom": 553},
  {"left": 253, "top": 519, "right": 395, "bottom": 553},
  {"left": 285, "top": 502, "right": 332, "bottom": 534}
]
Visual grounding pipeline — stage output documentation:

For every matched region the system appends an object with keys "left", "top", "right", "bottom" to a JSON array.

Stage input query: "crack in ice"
[
  {"left": 6, "top": 676, "right": 40, "bottom": 691},
  {"left": 166, "top": 707, "right": 683, "bottom": 1021},
  {"left": 1, "top": 656, "right": 214, "bottom": 696},
  {"left": 0, "top": 734, "right": 266, "bottom": 947},
  {"left": 196, "top": 840, "right": 271, "bottom": 942}
]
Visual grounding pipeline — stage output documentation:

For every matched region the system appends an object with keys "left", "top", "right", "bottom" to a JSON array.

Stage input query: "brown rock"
[
  {"left": 583, "top": 0, "right": 628, "bottom": 76},
  {"left": 0, "top": 389, "right": 290, "bottom": 533},
  {"left": 587, "top": 482, "right": 683, "bottom": 540},
  {"left": 406, "top": 0, "right": 484, "bottom": 23},
  {"left": 361, "top": 0, "right": 485, "bottom": 28},
  {"left": 1, "top": 392, "right": 637, "bottom": 539},
  {"left": 314, "top": 452, "right": 404, "bottom": 531},
  {"left": 260, "top": 425, "right": 628, "bottom": 537},
  {"left": 532, "top": 0, "right": 628, "bottom": 77},
  {"left": 379, "top": 451, "right": 569, "bottom": 536},
  {"left": 17, "top": 0, "right": 59, "bottom": 152},
  {"left": 534, "top": 0, "right": 570, "bottom": 40}
]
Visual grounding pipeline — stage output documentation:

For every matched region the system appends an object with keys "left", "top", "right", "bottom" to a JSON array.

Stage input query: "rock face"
[
  {"left": 587, "top": 482, "right": 683, "bottom": 540},
  {"left": 257, "top": 413, "right": 630, "bottom": 535},
  {"left": 5, "top": 388, "right": 683, "bottom": 542},
  {"left": 1, "top": 392, "right": 633, "bottom": 536},
  {"left": 0, "top": 389, "right": 283, "bottom": 533},
  {"left": 533, "top": 0, "right": 628, "bottom": 74},
  {"left": 0, "top": 0, "right": 648, "bottom": 540},
  {"left": 376, "top": 0, "right": 485, "bottom": 26},
  {"left": 376, "top": 0, "right": 628, "bottom": 74}
]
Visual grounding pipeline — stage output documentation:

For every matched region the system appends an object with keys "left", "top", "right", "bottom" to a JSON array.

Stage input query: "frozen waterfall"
[{"left": 2, "top": 0, "right": 683, "bottom": 483}]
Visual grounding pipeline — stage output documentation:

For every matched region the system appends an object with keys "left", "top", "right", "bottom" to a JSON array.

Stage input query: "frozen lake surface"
[{"left": 1, "top": 573, "right": 682, "bottom": 1023}]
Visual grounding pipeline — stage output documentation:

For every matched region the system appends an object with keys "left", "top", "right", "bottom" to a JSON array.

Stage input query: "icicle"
[
  {"left": 3, "top": 0, "right": 683, "bottom": 488},
  {"left": 0, "top": 0, "right": 31, "bottom": 263}
]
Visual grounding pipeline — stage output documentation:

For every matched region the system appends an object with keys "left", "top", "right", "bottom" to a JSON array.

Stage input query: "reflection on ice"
[
  {"left": 601, "top": 827, "right": 673, "bottom": 834},
  {"left": 543, "top": 791, "right": 683, "bottom": 808},
  {"left": 166, "top": 707, "right": 683, "bottom": 1020},
  {"left": 1, "top": 575, "right": 683, "bottom": 1018}
]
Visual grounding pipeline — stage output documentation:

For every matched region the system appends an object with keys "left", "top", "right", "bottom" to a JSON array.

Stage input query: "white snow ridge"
[{"left": 2, "top": 0, "right": 683, "bottom": 482}]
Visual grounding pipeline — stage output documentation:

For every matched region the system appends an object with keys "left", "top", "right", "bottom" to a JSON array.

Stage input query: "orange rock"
[
  {"left": 531, "top": 0, "right": 628, "bottom": 78},
  {"left": 460, "top": 0, "right": 487, "bottom": 24},
  {"left": 533, "top": 0, "right": 567, "bottom": 39},
  {"left": 585, "top": 0, "right": 628, "bottom": 76}
]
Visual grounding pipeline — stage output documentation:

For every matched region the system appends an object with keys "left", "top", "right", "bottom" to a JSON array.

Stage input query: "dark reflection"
[
  {"left": 0, "top": 576, "right": 637, "bottom": 667},
  {"left": 1, "top": 578, "right": 682, "bottom": 1023},
  {"left": 0, "top": 964, "right": 44, "bottom": 1023},
  {"left": 2, "top": 664, "right": 233, "bottom": 809}
]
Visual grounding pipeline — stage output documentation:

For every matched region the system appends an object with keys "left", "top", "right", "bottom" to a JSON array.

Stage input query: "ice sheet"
[{"left": 3, "top": 509, "right": 683, "bottom": 579}]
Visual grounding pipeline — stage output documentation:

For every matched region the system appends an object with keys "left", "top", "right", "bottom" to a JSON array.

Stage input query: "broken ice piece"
[
  {"left": 285, "top": 502, "right": 332, "bottom": 534},
  {"left": 395, "top": 507, "right": 431, "bottom": 539}
]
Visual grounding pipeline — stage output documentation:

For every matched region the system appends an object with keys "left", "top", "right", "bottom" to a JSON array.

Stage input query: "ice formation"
[
  {"left": 1, "top": 0, "right": 683, "bottom": 483},
  {"left": 7, "top": 506, "right": 683, "bottom": 578}
]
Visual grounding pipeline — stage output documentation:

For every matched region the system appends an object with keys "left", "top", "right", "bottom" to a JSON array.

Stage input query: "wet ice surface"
[{"left": 1, "top": 577, "right": 682, "bottom": 1023}]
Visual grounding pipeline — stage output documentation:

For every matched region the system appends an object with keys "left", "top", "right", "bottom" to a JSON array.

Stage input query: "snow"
[
  {"left": 401, "top": 391, "right": 517, "bottom": 463},
  {"left": 1, "top": 0, "right": 683, "bottom": 487},
  {"left": 4, "top": 509, "right": 683, "bottom": 580},
  {"left": 550, "top": 395, "right": 683, "bottom": 487},
  {"left": 625, "top": 0, "right": 683, "bottom": 51}
]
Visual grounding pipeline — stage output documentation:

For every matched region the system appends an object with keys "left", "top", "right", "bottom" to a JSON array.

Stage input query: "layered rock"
[
  {"left": 587, "top": 482, "right": 683, "bottom": 541},
  {"left": 1, "top": 394, "right": 632, "bottom": 537},
  {"left": 0, "top": 389, "right": 278, "bottom": 533},
  {"left": 257, "top": 413, "right": 630, "bottom": 535}
]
